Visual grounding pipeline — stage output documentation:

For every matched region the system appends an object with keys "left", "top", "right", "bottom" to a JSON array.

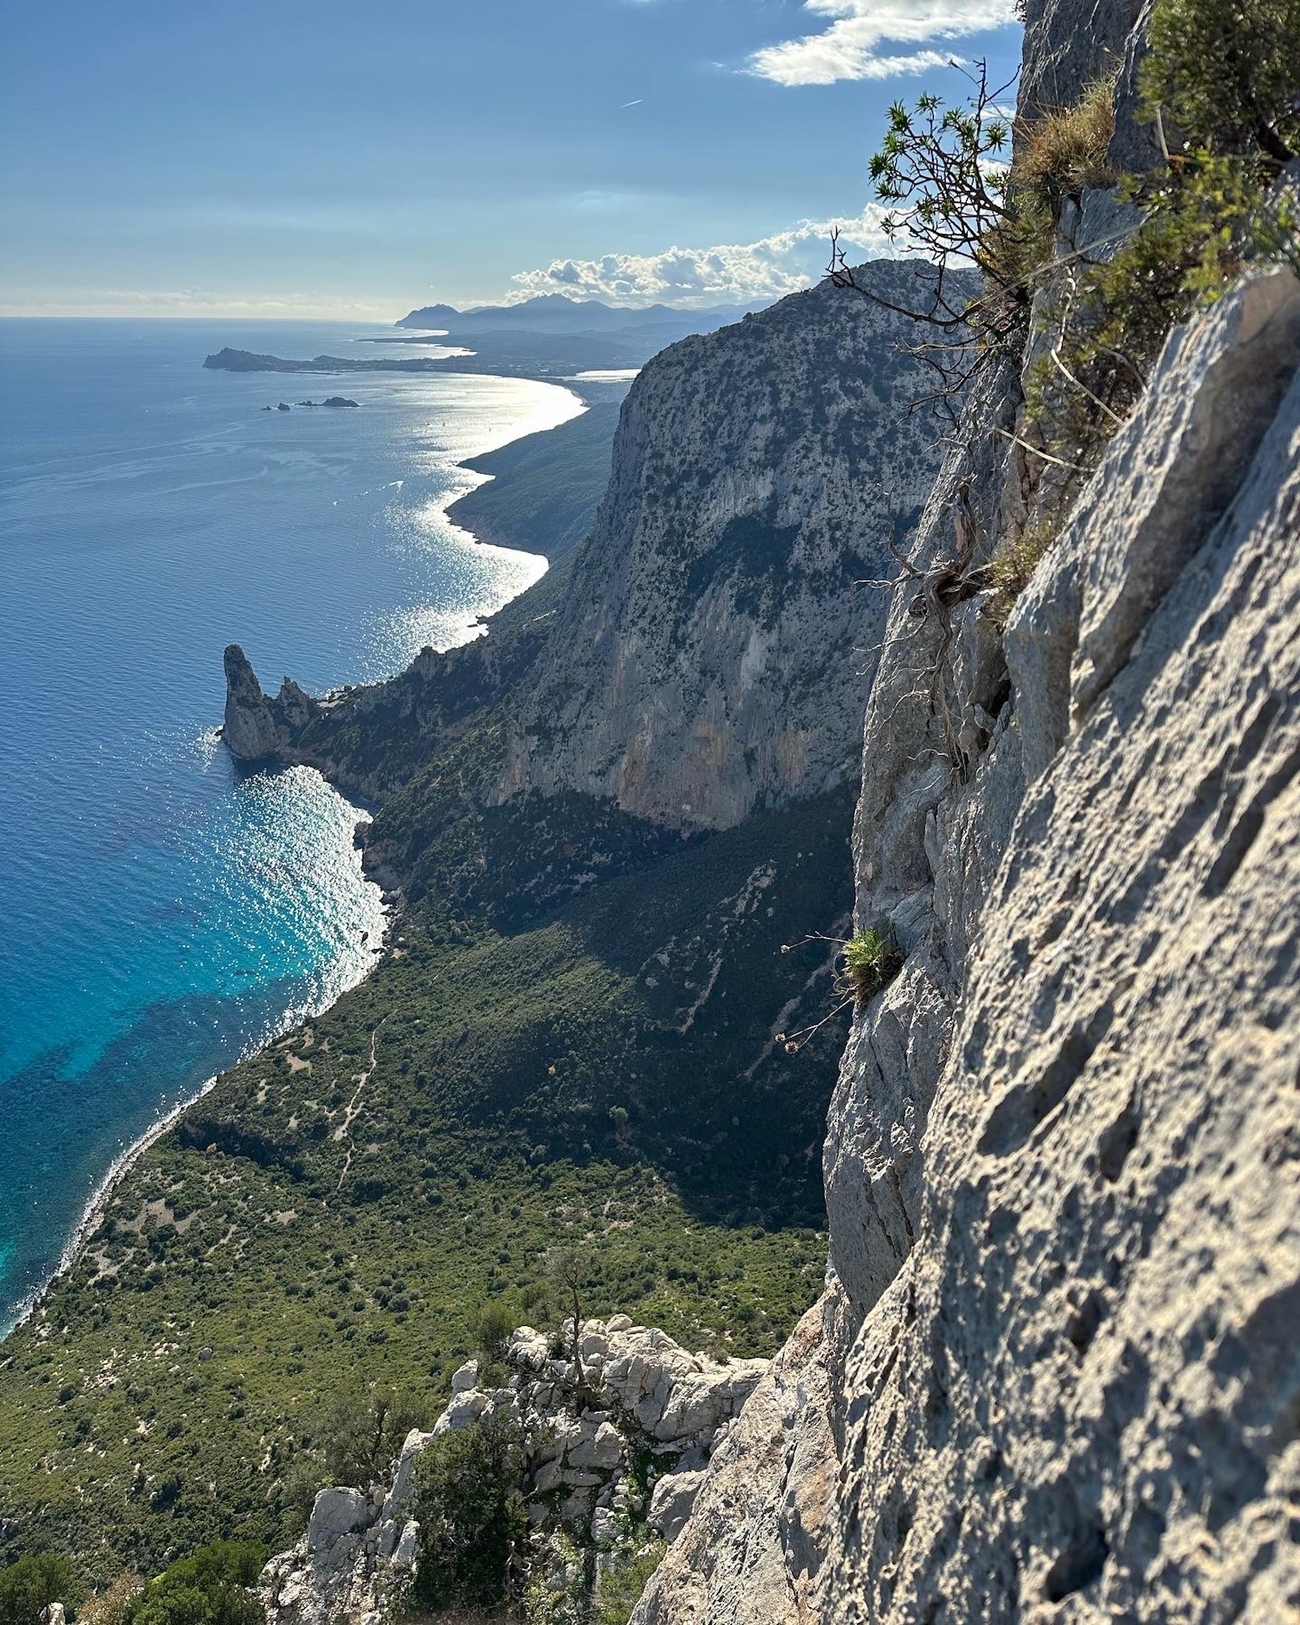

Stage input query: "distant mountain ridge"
[{"left": 396, "top": 292, "right": 764, "bottom": 340}]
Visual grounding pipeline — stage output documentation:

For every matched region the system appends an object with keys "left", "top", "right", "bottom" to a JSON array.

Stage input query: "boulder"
[
  {"left": 648, "top": 1470, "right": 707, "bottom": 1544},
  {"left": 568, "top": 1419, "right": 622, "bottom": 1471},
  {"left": 307, "top": 1486, "right": 368, "bottom": 1555},
  {"left": 450, "top": 1360, "right": 479, "bottom": 1394}
]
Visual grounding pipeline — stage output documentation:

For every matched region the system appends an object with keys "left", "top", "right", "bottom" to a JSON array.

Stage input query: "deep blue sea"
[{"left": 0, "top": 319, "right": 584, "bottom": 1332}]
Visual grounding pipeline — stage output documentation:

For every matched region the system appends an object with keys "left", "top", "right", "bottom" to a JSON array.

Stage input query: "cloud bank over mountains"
[
  {"left": 749, "top": 0, "right": 1018, "bottom": 86},
  {"left": 506, "top": 207, "right": 899, "bottom": 308}
]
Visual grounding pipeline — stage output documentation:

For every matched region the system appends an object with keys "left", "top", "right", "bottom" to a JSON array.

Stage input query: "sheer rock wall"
[
  {"left": 635, "top": 0, "right": 1300, "bottom": 1605},
  {"left": 499, "top": 263, "right": 966, "bottom": 831}
]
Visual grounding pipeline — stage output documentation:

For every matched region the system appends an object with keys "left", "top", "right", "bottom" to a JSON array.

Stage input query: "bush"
[
  {"left": 476, "top": 1301, "right": 518, "bottom": 1367},
  {"left": 593, "top": 1539, "right": 667, "bottom": 1625},
  {"left": 0, "top": 1556, "right": 79, "bottom": 1625},
  {"left": 410, "top": 1413, "right": 529, "bottom": 1611},
  {"left": 122, "top": 1544, "right": 266, "bottom": 1625},
  {"left": 1008, "top": 3, "right": 1300, "bottom": 540},
  {"left": 1013, "top": 75, "right": 1116, "bottom": 215},
  {"left": 276, "top": 1457, "right": 327, "bottom": 1542},
  {"left": 317, "top": 1388, "right": 428, "bottom": 1491},
  {"left": 1144, "top": 0, "right": 1300, "bottom": 162},
  {"left": 989, "top": 519, "right": 1056, "bottom": 622},
  {"left": 842, "top": 930, "right": 904, "bottom": 1009}
]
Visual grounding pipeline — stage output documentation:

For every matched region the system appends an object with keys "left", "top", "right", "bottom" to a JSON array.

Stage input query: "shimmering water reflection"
[{"left": 0, "top": 319, "right": 582, "bottom": 1330}]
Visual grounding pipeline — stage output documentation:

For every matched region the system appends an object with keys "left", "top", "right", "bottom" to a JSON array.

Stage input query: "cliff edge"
[{"left": 635, "top": 69, "right": 1300, "bottom": 1625}]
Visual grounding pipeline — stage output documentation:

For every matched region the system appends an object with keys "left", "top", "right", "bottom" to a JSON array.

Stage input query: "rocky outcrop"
[
  {"left": 631, "top": 0, "right": 1300, "bottom": 1606},
  {"left": 221, "top": 264, "right": 964, "bottom": 863},
  {"left": 635, "top": 263, "right": 1300, "bottom": 1625},
  {"left": 222, "top": 645, "right": 283, "bottom": 760},
  {"left": 222, "top": 644, "right": 321, "bottom": 762},
  {"left": 500, "top": 263, "right": 971, "bottom": 831},
  {"left": 262, "top": 1317, "right": 767, "bottom": 1625}
]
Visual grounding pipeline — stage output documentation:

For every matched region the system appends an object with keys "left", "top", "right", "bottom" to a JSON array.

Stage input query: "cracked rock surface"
[{"left": 634, "top": 263, "right": 1300, "bottom": 1625}]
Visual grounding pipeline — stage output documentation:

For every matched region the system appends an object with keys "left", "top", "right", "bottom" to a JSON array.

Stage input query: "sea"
[{"left": 0, "top": 318, "right": 586, "bottom": 1333}]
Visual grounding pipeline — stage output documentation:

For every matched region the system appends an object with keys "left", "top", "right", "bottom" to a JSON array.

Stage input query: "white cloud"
[
  {"left": 750, "top": 0, "right": 1018, "bottom": 87},
  {"left": 505, "top": 208, "right": 902, "bottom": 309}
]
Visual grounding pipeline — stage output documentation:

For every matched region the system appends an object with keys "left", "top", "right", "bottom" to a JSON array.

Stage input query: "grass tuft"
[
  {"left": 1013, "top": 77, "right": 1117, "bottom": 216},
  {"left": 841, "top": 930, "right": 904, "bottom": 1009}
]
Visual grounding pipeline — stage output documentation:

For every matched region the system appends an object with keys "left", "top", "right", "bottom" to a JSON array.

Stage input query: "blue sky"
[{"left": 0, "top": 1, "right": 1022, "bottom": 318}]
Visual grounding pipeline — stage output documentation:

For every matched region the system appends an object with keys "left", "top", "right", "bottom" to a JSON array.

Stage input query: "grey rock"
[
  {"left": 222, "top": 645, "right": 282, "bottom": 761},
  {"left": 568, "top": 1419, "right": 622, "bottom": 1471},
  {"left": 500, "top": 262, "right": 975, "bottom": 831},
  {"left": 391, "top": 1521, "right": 418, "bottom": 1572},
  {"left": 590, "top": 1505, "right": 621, "bottom": 1549},
  {"left": 450, "top": 1359, "right": 478, "bottom": 1394},
  {"left": 636, "top": 1300, "right": 848, "bottom": 1621},
  {"left": 306, "top": 1487, "right": 368, "bottom": 1556},
  {"left": 647, "top": 1470, "right": 706, "bottom": 1544},
  {"left": 1070, "top": 267, "right": 1300, "bottom": 722},
  {"left": 640, "top": 269, "right": 1300, "bottom": 1622},
  {"left": 379, "top": 1428, "right": 431, "bottom": 1523}
]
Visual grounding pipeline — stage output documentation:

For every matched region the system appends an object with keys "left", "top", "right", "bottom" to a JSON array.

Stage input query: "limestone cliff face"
[
  {"left": 636, "top": 241, "right": 1300, "bottom": 1625},
  {"left": 500, "top": 264, "right": 964, "bottom": 831},
  {"left": 635, "top": 0, "right": 1300, "bottom": 1607}
]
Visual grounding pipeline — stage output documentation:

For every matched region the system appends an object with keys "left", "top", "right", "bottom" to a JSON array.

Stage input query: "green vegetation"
[
  {"left": 1144, "top": 0, "right": 1300, "bottom": 162},
  {"left": 410, "top": 1415, "right": 529, "bottom": 1612},
  {"left": 989, "top": 517, "right": 1057, "bottom": 622},
  {"left": 844, "top": 64, "right": 1034, "bottom": 377},
  {"left": 842, "top": 929, "right": 904, "bottom": 1009},
  {"left": 592, "top": 1541, "right": 666, "bottom": 1625},
  {"left": 476, "top": 1302, "right": 520, "bottom": 1371},
  {"left": 957, "top": 0, "right": 1300, "bottom": 602},
  {"left": 123, "top": 1544, "right": 265, "bottom": 1625},
  {"left": 0, "top": 1555, "right": 78, "bottom": 1625},
  {"left": 0, "top": 783, "right": 848, "bottom": 1579},
  {"left": 318, "top": 1388, "right": 430, "bottom": 1491}
]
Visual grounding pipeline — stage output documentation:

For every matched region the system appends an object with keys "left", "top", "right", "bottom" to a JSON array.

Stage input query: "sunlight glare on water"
[{"left": 0, "top": 319, "right": 583, "bottom": 1331}]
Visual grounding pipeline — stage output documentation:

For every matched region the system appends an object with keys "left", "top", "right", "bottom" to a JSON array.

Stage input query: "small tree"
[
  {"left": 318, "top": 1388, "right": 427, "bottom": 1490},
  {"left": 476, "top": 1300, "right": 519, "bottom": 1386},
  {"left": 0, "top": 1557, "right": 78, "bottom": 1625},
  {"left": 410, "top": 1413, "right": 529, "bottom": 1612},
  {"left": 829, "top": 59, "right": 1035, "bottom": 409},
  {"left": 546, "top": 1245, "right": 589, "bottom": 1383}
]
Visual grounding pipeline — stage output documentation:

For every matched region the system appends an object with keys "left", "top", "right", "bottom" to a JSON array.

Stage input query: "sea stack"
[{"left": 222, "top": 644, "right": 282, "bottom": 760}]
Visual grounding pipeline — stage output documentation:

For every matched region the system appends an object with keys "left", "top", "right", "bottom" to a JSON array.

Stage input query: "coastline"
[
  {"left": 4, "top": 802, "right": 395, "bottom": 1343},
  {"left": 3, "top": 366, "right": 604, "bottom": 1344}
]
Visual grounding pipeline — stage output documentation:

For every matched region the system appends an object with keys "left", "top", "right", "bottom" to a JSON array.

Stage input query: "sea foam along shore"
[
  {"left": 1, "top": 803, "right": 391, "bottom": 1344},
  {"left": 5, "top": 372, "right": 600, "bottom": 1344}
]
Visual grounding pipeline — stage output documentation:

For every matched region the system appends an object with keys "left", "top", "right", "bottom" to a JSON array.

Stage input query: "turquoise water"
[{"left": 0, "top": 319, "right": 582, "bottom": 1331}]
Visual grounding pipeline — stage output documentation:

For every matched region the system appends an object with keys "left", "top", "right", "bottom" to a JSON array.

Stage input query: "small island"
[{"left": 259, "top": 396, "right": 360, "bottom": 411}]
